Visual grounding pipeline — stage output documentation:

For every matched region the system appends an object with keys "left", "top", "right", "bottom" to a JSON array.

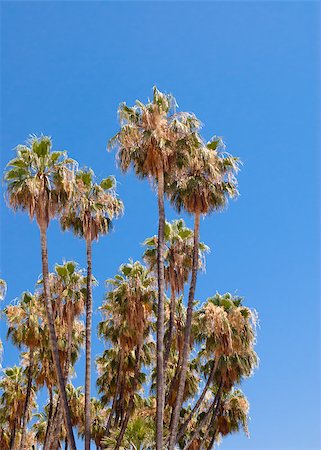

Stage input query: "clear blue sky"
[{"left": 1, "top": 2, "right": 320, "bottom": 449}]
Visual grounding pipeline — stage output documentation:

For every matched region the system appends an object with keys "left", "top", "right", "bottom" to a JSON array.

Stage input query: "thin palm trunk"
[
  {"left": 177, "top": 358, "right": 219, "bottom": 442},
  {"left": 156, "top": 168, "right": 165, "bottom": 450},
  {"left": 65, "top": 311, "right": 73, "bottom": 382},
  {"left": 85, "top": 238, "right": 93, "bottom": 450},
  {"left": 105, "top": 351, "right": 124, "bottom": 436},
  {"left": 19, "top": 347, "right": 34, "bottom": 450},
  {"left": 43, "top": 387, "right": 53, "bottom": 449},
  {"left": 183, "top": 381, "right": 222, "bottom": 450},
  {"left": 53, "top": 337, "right": 72, "bottom": 450},
  {"left": 182, "top": 402, "right": 215, "bottom": 450},
  {"left": 116, "top": 379, "right": 125, "bottom": 426},
  {"left": 169, "top": 211, "right": 200, "bottom": 449},
  {"left": 9, "top": 417, "right": 17, "bottom": 450},
  {"left": 115, "top": 346, "right": 141, "bottom": 450},
  {"left": 51, "top": 315, "right": 74, "bottom": 450},
  {"left": 45, "top": 398, "right": 61, "bottom": 450},
  {"left": 164, "top": 282, "right": 176, "bottom": 370},
  {"left": 203, "top": 388, "right": 223, "bottom": 450},
  {"left": 39, "top": 225, "right": 76, "bottom": 450}
]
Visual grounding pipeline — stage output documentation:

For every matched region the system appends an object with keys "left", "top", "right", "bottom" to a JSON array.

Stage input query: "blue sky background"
[{"left": 1, "top": 2, "right": 320, "bottom": 449}]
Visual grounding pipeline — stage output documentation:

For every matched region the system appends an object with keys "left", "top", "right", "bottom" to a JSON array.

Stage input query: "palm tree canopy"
[
  {"left": 100, "top": 260, "right": 156, "bottom": 351},
  {"left": 143, "top": 219, "right": 209, "bottom": 294},
  {"left": 60, "top": 168, "right": 123, "bottom": 242},
  {"left": 5, "top": 291, "right": 42, "bottom": 350},
  {"left": 4, "top": 135, "right": 77, "bottom": 228},
  {"left": 195, "top": 293, "right": 258, "bottom": 390},
  {"left": 109, "top": 86, "right": 202, "bottom": 179},
  {"left": 167, "top": 137, "right": 240, "bottom": 215}
]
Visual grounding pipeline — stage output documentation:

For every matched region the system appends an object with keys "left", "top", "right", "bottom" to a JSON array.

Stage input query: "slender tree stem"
[
  {"left": 164, "top": 282, "right": 176, "bottom": 370},
  {"left": 40, "top": 224, "right": 76, "bottom": 450},
  {"left": 46, "top": 397, "right": 62, "bottom": 450},
  {"left": 182, "top": 399, "right": 215, "bottom": 450},
  {"left": 182, "top": 382, "right": 222, "bottom": 450},
  {"left": 203, "top": 387, "right": 223, "bottom": 450},
  {"left": 156, "top": 168, "right": 165, "bottom": 450},
  {"left": 19, "top": 347, "right": 34, "bottom": 450},
  {"left": 43, "top": 387, "right": 53, "bottom": 449},
  {"left": 9, "top": 417, "right": 17, "bottom": 450},
  {"left": 168, "top": 211, "right": 200, "bottom": 449},
  {"left": 177, "top": 358, "right": 219, "bottom": 442},
  {"left": 85, "top": 238, "right": 93, "bottom": 450}
]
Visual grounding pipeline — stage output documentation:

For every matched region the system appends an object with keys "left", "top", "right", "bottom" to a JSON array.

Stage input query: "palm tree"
[
  {"left": 5, "top": 292, "right": 41, "bottom": 450},
  {"left": 184, "top": 388, "right": 249, "bottom": 450},
  {"left": 109, "top": 86, "right": 201, "bottom": 449},
  {"left": 4, "top": 135, "right": 77, "bottom": 449},
  {"left": 102, "top": 414, "right": 155, "bottom": 450},
  {"left": 47, "top": 261, "right": 87, "bottom": 379},
  {"left": 178, "top": 293, "right": 258, "bottom": 449},
  {"left": 98, "top": 260, "right": 156, "bottom": 446},
  {"left": 143, "top": 219, "right": 208, "bottom": 370},
  {"left": 167, "top": 138, "right": 240, "bottom": 448},
  {"left": 0, "top": 366, "right": 36, "bottom": 449},
  {"left": 89, "top": 398, "right": 109, "bottom": 450},
  {"left": 60, "top": 168, "right": 123, "bottom": 449},
  {"left": 41, "top": 262, "right": 86, "bottom": 449}
]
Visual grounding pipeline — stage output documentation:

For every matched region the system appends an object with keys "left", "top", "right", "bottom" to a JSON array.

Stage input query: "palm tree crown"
[
  {"left": 4, "top": 135, "right": 76, "bottom": 228},
  {"left": 109, "top": 86, "right": 201, "bottom": 179},
  {"left": 167, "top": 137, "right": 240, "bottom": 215},
  {"left": 60, "top": 168, "right": 123, "bottom": 241}
]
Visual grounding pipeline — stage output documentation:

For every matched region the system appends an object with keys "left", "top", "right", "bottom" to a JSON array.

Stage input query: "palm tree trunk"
[
  {"left": 105, "top": 350, "right": 124, "bottom": 436},
  {"left": 169, "top": 211, "right": 200, "bottom": 449},
  {"left": 116, "top": 379, "right": 125, "bottom": 426},
  {"left": 203, "top": 388, "right": 223, "bottom": 450},
  {"left": 19, "top": 347, "right": 34, "bottom": 450},
  {"left": 51, "top": 310, "right": 74, "bottom": 446},
  {"left": 156, "top": 168, "right": 165, "bottom": 450},
  {"left": 43, "top": 387, "right": 53, "bottom": 449},
  {"left": 163, "top": 282, "right": 176, "bottom": 370},
  {"left": 85, "top": 238, "right": 93, "bottom": 450},
  {"left": 114, "top": 345, "right": 141, "bottom": 450},
  {"left": 177, "top": 358, "right": 219, "bottom": 442},
  {"left": 45, "top": 398, "right": 61, "bottom": 450},
  {"left": 50, "top": 308, "right": 73, "bottom": 450},
  {"left": 9, "top": 417, "right": 17, "bottom": 450},
  {"left": 39, "top": 224, "right": 76, "bottom": 450},
  {"left": 183, "top": 381, "right": 222, "bottom": 450}
]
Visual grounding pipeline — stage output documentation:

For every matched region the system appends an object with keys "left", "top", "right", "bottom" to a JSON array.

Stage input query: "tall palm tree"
[
  {"left": 167, "top": 138, "right": 240, "bottom": 449},
  {"left": 60, "top": 168, "right": 123, "bottom": 449},
  {"left": 109, "top": 87, "right": 201, "bottom": 449},
  {"left": 143, "top": 219, "right": 208, "bottom": 369},
  {"left": 4, "top": 135, "right": 77, "bottom": 449},
  {"left": 42, "top": 261, "right": 86, "bottom": 448},
  {"left": 179, "top": 293, "right": 257, "bottom": 449},
  {"left": 49, "top": 261, "right": 87, "bottom": 381},
  {"left": 98, "top": 260, "right": 155, "bottom": 446},
  {"left": 5, "top": 292, "right": 41, "bottom": 450}
]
